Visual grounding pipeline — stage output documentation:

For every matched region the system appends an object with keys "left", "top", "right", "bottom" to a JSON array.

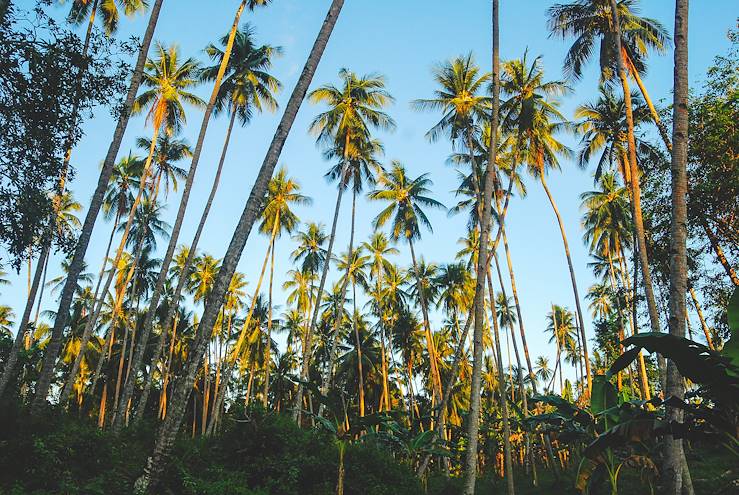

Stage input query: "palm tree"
[
  {"left": 546, "top": 0, "right": 671, "bottom": 147},
  {"left": 65, "top": 0, "right": 147, "bottom": 37},
  {"left": 290, "top": 222, "right": 327, "bottom": 421},
  {"left": 664, "top": 1, "right": 691, "bottom": 491},
  {"left": 57, "top": 44, "right": 204, "bottom": 411},
  {"left": 136, "top": 3, "right": 346, "bottom": 489},
  {"left": 534, "top": 356, "right": 553, "bottom": 392},
  {"left": 550, "top": 0, "right": 664, "bottom": 338},
  {"left": 135, "top": 134, "right": 191, "bottom": 200},
  {"left": 155, "top": 27, "right": 283, "bottom": 419},
  {"left": 0, "top": 305, "right": 15, "bottom": 336},
  {"left": 369, "top": 161, "right": 445, "bottom": 403},
  {"left": 28, "top": 0, "right": 164, "bottom": 412},
  {"left": 361, "top": 232, "right": 398, "bottom": 412},
  {"left": 305, "top": 69, "right": 394, "bottom": 412},
  {"left": 337, "top": 246, "right": 370, "bottom": 416},
  {"left": 546, "top": 305, "right": 576, "bottom": 394},
  {"left": 504, "top": 53, "right": 593, "bottom": 394}
]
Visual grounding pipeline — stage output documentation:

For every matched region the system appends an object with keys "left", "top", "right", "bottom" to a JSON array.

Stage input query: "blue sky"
[{"left": 4, "top": 0, "right": 736, "bottom": 381}]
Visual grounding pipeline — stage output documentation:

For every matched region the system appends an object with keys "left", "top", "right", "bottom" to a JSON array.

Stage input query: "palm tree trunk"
[
  {"left": 263, "top": 224, "right": 278, "bottom": 408},
  {"left": 702, "top": 220, "right": 739, "bottom": 286},
  {"left": 319, "top": 191, "right": 356, "bottom": 415},
  {"left": 609, "top": 1, "right": 662, "bottom": 341},
  {"left": 539, "top": 174, "right": 591, "bottom": 394},
  {"left": 31, "top": 0, "right": 164, "bottom": 415},
  {"left": 625, "top": 53, "right": 672, "bottom": 151},
  {"left": 33, "top": 249, "right": 51, "bottom": 329},
  {"left": 297, "top": 141, "right": 350, "bottom": 418},
  {"left": 135, "top": 4, "right": 344, "bottom": 490},
  {"left": 664, "top": 1, "right": 690, "bottom": 491},
  {"left": 0, "top": 243, "right": 49, "bottom": 398},
  {"left": 115, "top": 0, "right": 249, "bottom": 429},
  {"left": 688, "top": 286, "right": 713, "bottom": 348},
  {"left": 408, "top": 239, "right": 443, "bottom": 401}
]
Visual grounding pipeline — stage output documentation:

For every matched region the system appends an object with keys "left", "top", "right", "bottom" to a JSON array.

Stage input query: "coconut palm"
[
  {"left": 504, "top": 53, "right": 593, "bottom": 394},
  {"left": 369, "top": 161, "right": 445, "bottom": 401},
  {"left": 135, "top": 134, "right": 191, "bottom": 200},
  {"left": 305, "top": 69, "right": 394, "bottom": 413},
  {"left": 545, "top": 305, "right": 576, "bottom": 394},
  {"left": 139, "top": 3, "right": 346, "bottom": 488}
]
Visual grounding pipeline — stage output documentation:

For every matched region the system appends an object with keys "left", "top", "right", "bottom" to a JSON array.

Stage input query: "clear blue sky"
[{"left": 4, "top": 0, "right": 736, "bottom": 380}]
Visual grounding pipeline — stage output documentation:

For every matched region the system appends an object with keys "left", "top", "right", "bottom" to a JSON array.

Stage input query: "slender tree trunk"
[
  {"left": 30, "top": 0, "right": 164, "bottom": 414},
  {"left": 539, "top": 175, "right": 591, "bottom": 394},
  {"left": 33, "top": 250, "right": 51, "bottom": 329},
  {"left": 115, "top": 0, "right": 249, "bottom": 429},
  {"left": 0, "top": 244, "right": 49, "bottom": 398},
  {"left": 134, "top": 4, "right": 345, "bottom": 491},
  {"left": 687, "top": 287, "right": 712, "bottom": 348},
  {"left": 352, "top": 248, "right": 365, "bottom": 416},
  {"left": 263, "top": 224, "right": 278, "bottom": 408},
  {"left": 319, "top": 191, "right": 356, "bottom": 415},
  {"left": 464, "top": 2, "right": 501, "bottom": 492},
  {"left": 702, "top": 220, "right": 739, "bottom": 286},
  {"left": 665, "top": 1, "right": 690, "bottom": 492},
  {"left": 626, "top": 53, "right": 672, "bottom": 151}
]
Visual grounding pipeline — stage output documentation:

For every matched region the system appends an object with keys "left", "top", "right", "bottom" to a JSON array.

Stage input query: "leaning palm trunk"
[
  {"left": 263, "top": 228, "right": 278, "bottom": 408},
  {"left": 30, "top": 0, "right": 165, "bottom": 414},
  {"left": 295, "top": 158, "right": 350, "bottom": 419},
  {"left": 0, "top": 243, "right": 49, "bottom": 398},
  {"left": 134, "top": 4, "right": 344, "bottom": 491},
  {"left": 463, "top": 1, "right": 502, "bottom": 492},
  {"left": 539, "top": 174, "right": 591, "bottom": 394},
  {"left": 114, "top": 2, "right": 249, "bottom": 432},
  {"left": 408, "top": 239, "right": 443, "bottom": 401},
  {"left": 664, "top": 0, "right": 691, "bottom": 492},
  {"left": 488, "top": 269, "right": 516, "bottom": 492},
  {"left": 688, "top": 286, "right": 713, "bottom": 349}
]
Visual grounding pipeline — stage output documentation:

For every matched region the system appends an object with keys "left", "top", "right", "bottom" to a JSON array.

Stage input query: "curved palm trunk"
[
  {"left": 53, "top": 126, "right": 160, "bottom": 410},
  {"left": 609, "top": 5, "right": 662, "bottom": 341},
  {"left": 135, "top": 4, "right": 344, "bottom": 490},
  {"left": 115, "top": 0, "right": 249, "bottom": 430},
  {"left": 702, "top": 220, "right": 739, "bottom": 286},
  {"left": 625, "top": 53, "right": 672, "bottom": 151},
  {"left": 30, "top": 0, "right": 164, "bottom": 415},
  {"left": 664, "top": 1, "right": 690, "bottom": 492},
  {"left": 539, "top": 174, "right": 591, "bottom": 394},
  {"left": 296, "top": 147, "right": 350, "bottom": 418}
]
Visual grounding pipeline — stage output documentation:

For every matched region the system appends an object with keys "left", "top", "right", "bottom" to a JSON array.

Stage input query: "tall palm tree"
[
  {"left": 305, "top": 69, "right": 394, "bottom": 412},
  {"left": 337, "top": 246, "right": 370, "bottom": 416},
  {"left": 135, "top": 134, "right": 191, "bottom": 200},
  {"left": 125, "top": 22, "right": 282, "bottom": 426},
  {"left": 505, "top": 53, "right": 593, "bottom": 394},
  {"left": 665, "top": 1, "right": 691, "bottom": 492},
  {"left": 27, "top": 0, "right": 164, "bottom": 413},
  {"left": 136, "top": 3, "right": 345, "bottom": 489},
  {"left": 369, "top": 161, "right": 445, "bottom": 402},
  {"left": 546, "top": 305, "right": 576, "bottom": 394},
  {"left": 362, "top": 232, "right": 398, "bottom": 412},
  {"left": 551, "top": 0, "right": 664, "bottom": 338},
  {"left": 290, "top": 222, "right": 327, "bottom": 421}
]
